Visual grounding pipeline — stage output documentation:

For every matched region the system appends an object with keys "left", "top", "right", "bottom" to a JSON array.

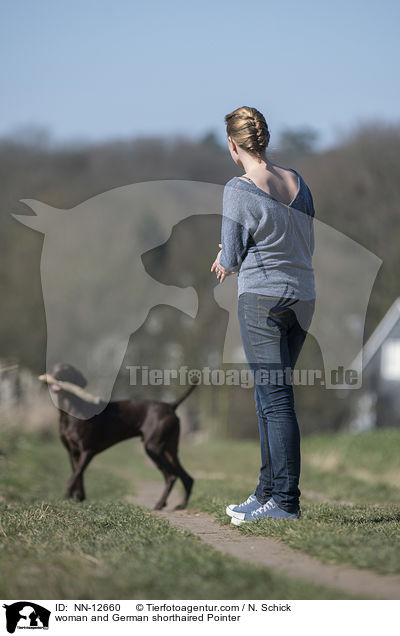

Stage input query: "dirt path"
[{"left": 125, "top": 481, "right": 400, "bottom": 600}]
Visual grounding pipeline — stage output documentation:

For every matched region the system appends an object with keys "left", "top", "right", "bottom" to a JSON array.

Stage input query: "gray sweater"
[{"left": 219, "top": 169, "right": 316, "bottom": 300}]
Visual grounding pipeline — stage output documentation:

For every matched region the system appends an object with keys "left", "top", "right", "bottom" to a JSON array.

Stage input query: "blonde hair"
[{"left": 225, "top": 106, "right": 270, "bottom": 162}]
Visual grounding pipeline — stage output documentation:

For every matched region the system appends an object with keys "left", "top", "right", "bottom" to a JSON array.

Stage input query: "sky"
[{"left": 1, "top": 0, "right": 399, "bottom": 151}]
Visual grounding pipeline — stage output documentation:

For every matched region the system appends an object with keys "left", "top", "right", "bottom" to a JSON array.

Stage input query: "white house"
[{"left": 349, "top": 297, "right": 400, "bottom": 431}]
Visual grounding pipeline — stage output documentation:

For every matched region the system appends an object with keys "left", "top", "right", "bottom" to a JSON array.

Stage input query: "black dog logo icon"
[{"left": 3, "top": 602, "right": 50, "bottom": 633}]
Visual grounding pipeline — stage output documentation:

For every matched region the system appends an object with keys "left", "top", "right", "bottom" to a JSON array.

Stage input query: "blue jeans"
[{"left": 238, "top": 293, "right": 315, "bottom": 513}]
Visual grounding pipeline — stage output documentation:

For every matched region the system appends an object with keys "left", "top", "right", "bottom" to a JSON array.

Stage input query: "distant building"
[{"left": 348, "top": 298, "right": 400, "bottom": 431}]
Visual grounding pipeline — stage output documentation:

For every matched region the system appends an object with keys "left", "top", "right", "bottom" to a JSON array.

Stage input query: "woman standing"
[{"left": 211, "top": 106, "right": 316, "bottom": 522}]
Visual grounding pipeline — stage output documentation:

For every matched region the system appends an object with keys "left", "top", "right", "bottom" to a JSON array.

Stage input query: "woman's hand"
[{"left": 211, "top": 244, "right": 233, "bottom": 283}]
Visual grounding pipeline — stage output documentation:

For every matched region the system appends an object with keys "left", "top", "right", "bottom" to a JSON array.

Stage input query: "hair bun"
[{"left": 225, "top": 106, "right": 270, "bottom": 161}]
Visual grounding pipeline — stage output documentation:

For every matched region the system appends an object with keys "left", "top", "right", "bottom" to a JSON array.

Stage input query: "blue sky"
[{"left": 1, "top": 0, "right": 399, "bottom": 150}]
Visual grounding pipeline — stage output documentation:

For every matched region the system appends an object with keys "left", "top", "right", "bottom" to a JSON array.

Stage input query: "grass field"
[
  {"left": 185, "top": 431, "right": 400, "bottom": 576},
  {"left": 1, "top": 416, "right": 399, "bottom": 598}
]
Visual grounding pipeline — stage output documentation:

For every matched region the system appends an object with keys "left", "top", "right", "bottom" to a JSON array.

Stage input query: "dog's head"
[
  {"left": 50, "top": 362, "right": 88, "bottom": 391},
  {"left": 39, "top": 363, "right": 101, "bottom": 420}
]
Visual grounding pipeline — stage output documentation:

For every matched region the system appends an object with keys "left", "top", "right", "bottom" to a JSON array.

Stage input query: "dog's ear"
[
  {"left": 51, "top": 363, "right": 88, "bottom": 388},
  {"left": 71, "top": 368, "right": 88, "bottom": 388}
]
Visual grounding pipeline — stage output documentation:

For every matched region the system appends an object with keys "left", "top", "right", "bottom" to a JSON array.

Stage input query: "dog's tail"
[{"left": 169, "top": 380, "right": 199, "bottom": 410}]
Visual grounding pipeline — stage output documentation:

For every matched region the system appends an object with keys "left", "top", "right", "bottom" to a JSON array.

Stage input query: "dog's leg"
[
  {"left": 71, "top": 452, "right": 86, "bottom": 501},
  {"left": 61, "top": 438, "right": 77, "bottom": 500},
  {"left": 144, "top": 443, "right": 177, "bottom": 510},
  {"left": 73, "top": 472, "right": 86, "bottom": 502},
  {"left": 65, "top": 450, "right": 94, "bottom": 500},
  {"left": 165, "top": 430, "right": 194, "bottom": 510},
  {"left": 167, "top": 457, "right": 193, "bottom": 510},
  {"left": 66, "top": 450, "right": 86, "bottom": 501},
  {"left": 75, "top": 475, "right": 85, "bottom": 501}
]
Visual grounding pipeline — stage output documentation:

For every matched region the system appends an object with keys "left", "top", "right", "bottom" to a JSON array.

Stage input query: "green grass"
[
  {"left": 0, "top": 425, "right": 352, "bottom": 600},
  {"left": 1, "top": 500, "right": 350, "bottom": 599},
  {"left": 234, "top": 504, "right": 400, "bottom": 575},
  {"left": 189, "top": 486, "right": 400, "bottom": 575},
  {"left": 0, "top": 426, "right": 133, "bottom": 503},
  {"left": 2, "top": 423, "right": 400, "bottom": 597},
  {"left": 181, "top": 432, "right": 400, "bottom": 576},
  {"left": 93, "top": 428, "right": 400, "bottom": 576},
  {"left": 301, "top": 429, "right": 400, "bottom": 502}
]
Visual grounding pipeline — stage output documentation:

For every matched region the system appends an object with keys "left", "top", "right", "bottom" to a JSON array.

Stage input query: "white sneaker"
[
  {"left": 225, "top": 492, "right": 263, "bottom": 519},
  {"left": 231, "top": 498, "right": 301, "bottom": 524}
]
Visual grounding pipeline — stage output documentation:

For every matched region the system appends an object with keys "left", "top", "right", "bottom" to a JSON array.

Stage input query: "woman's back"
[
  {"left": 219, "top": 168, "right": 316, "bottom": 301},
  {"left": 238, "top": 163, "right": 300, "bottom": 206}
]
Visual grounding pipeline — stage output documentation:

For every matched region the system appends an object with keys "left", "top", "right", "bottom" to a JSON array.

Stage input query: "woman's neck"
[{"left": 240, "top": 152, "right": 274, "bottom": 177}]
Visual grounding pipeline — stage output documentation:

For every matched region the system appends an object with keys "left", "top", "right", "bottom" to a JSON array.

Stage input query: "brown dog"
[{"left": 41, "top": 362, "right": 196, "bottom": 510}]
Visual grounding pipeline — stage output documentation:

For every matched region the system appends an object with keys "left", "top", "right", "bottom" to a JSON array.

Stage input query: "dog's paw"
[
  {"left": 173, "top": 503, "right": 187, "bottom": 511},
  {"left": 153, "top": 501, "right": 167, "bottom": 510}
]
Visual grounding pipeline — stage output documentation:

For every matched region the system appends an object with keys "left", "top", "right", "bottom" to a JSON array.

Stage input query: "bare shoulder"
[{"left": 274, "top": 164, "right": 299, "bottom": 187}]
